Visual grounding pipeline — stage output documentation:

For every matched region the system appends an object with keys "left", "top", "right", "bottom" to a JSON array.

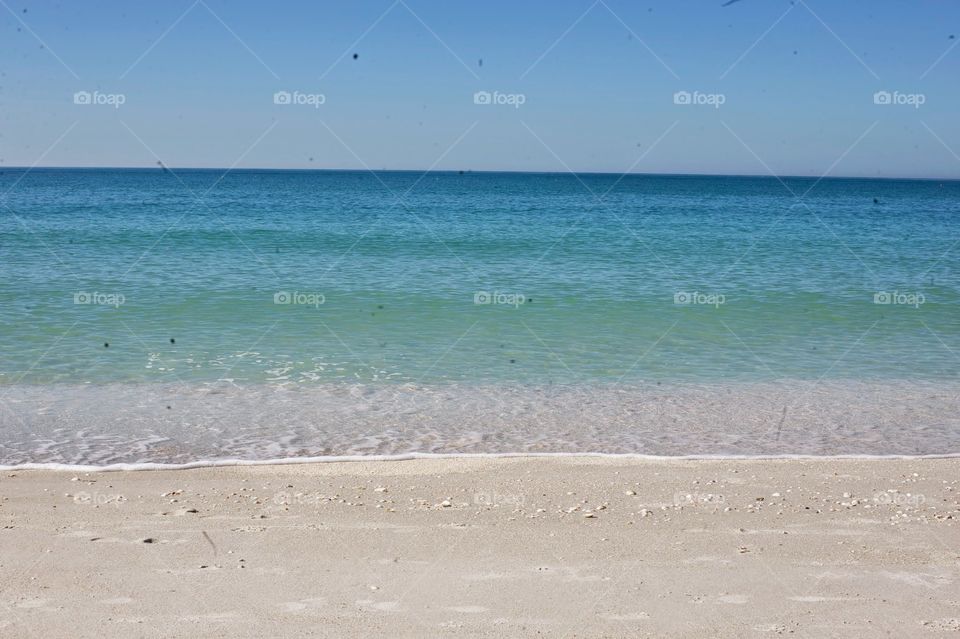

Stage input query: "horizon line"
[{"left": 2, "top": 166, "right": 959, "bottom": 183}]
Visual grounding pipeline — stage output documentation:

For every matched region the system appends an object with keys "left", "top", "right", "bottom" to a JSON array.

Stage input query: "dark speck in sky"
[{"left": 352, "top": 53, "right": 358, "bottom": 60}]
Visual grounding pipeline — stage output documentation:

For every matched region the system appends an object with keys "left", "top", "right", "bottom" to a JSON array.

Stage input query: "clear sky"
[{"left": 1, "top": 0, "right": 959, "bottom": 178}]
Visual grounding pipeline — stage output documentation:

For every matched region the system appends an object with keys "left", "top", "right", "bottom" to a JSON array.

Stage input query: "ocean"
[{"left": 1, "top": 168, "right": 958, "bottom": 466}]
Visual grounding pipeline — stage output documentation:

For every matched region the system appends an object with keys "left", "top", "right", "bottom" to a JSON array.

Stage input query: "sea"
[{"left": 1, "top": 168, "right": 958, "bottom": 467}]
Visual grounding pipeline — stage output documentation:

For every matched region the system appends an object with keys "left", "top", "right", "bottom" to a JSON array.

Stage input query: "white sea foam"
[
  {"left": 0, "top": 380, "right": 958, "bottom": 468},
  {"left": 3, "top": 451, "right": 960, "bottom": 473}
]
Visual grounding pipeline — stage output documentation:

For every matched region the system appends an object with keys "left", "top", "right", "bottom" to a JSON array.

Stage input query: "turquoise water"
[
  {"left": 2, "top": 169, "right": 959, "bottom": 385},
  {"left": 1, "top": 169, "right": 959, "bottom": 464}
]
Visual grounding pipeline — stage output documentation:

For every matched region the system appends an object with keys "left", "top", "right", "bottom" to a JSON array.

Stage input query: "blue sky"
[{"left": 1, "top": 0, "right": 959, "bottom": 178}]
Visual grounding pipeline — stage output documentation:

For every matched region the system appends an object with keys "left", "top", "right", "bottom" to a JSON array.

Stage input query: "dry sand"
[{"left": 1, "top": 456, "right": 958, "bottom": 637}]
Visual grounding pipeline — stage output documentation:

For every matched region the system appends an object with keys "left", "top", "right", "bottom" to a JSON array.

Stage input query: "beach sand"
[{"left": 1, "top": 457, "right": 958, "bottom": 637}]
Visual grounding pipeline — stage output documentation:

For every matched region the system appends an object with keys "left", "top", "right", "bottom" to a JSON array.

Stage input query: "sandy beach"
[{"left": 1, "top": 456, "right": 958, "bottom": 637}]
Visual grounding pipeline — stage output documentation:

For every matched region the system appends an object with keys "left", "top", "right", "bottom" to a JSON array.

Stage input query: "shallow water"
[{"left": 1, "top": 380, "right": 958, "bottom": 466}]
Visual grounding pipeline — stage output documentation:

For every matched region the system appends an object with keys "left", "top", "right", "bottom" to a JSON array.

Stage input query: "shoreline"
[
  {"left": 4, "top": 450, "right": 960, "bottom": 473},
  {"left": 2, "top": 456, "right": 958, "bottom": 637}
]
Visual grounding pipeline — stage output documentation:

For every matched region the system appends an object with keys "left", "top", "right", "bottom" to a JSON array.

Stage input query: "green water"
[{"left": 1, "top": 169, "right": 958, "bottom": 385}]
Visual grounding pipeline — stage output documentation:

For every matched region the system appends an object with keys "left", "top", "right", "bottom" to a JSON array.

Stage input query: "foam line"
[{"left": 4, "top": 451, "right": 960, "bottom": 473}]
